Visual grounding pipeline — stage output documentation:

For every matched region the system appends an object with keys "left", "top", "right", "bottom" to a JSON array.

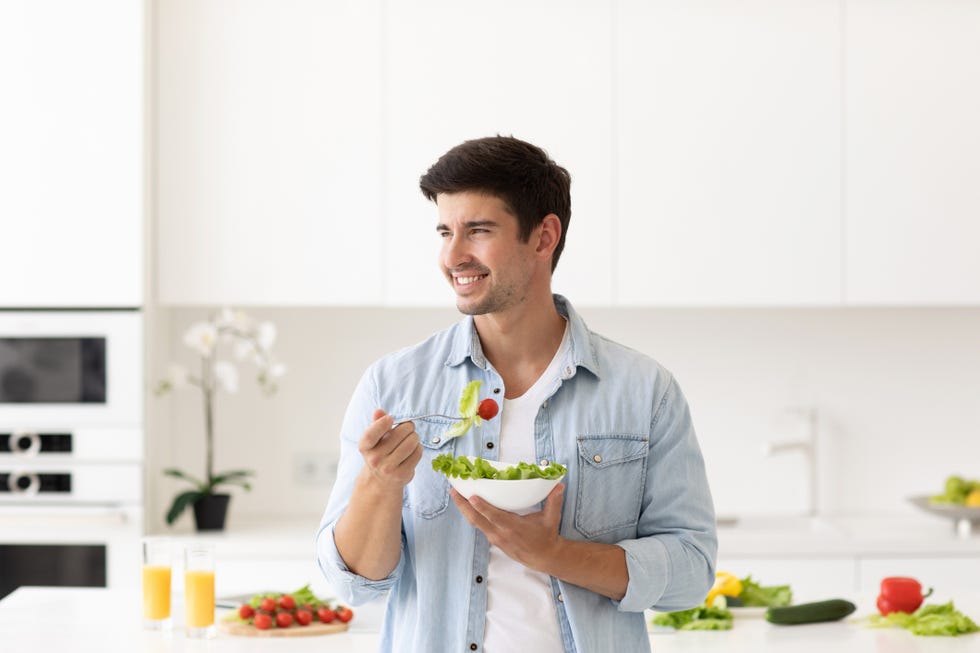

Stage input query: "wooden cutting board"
[{"left": 219, "top": 618, "right": 349, "bottom": 637}]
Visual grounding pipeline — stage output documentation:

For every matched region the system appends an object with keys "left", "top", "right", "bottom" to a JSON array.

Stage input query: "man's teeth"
[{"left": 456, "top": 275, "right": 487, "bottom": 285}]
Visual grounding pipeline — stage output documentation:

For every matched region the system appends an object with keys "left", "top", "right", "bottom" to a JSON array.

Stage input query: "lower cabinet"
[{"left": 717, "top": 557, "right": 857, "bottom": 603}]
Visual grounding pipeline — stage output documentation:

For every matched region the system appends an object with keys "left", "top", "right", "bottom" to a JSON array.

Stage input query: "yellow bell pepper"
[{"left": 705, "top": 571, "right": 743, "bottom": 606}]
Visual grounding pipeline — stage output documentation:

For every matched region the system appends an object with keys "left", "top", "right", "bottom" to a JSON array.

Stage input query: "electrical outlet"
[{"left": 292, "top": 451, "right": 336, "bottom": 487}]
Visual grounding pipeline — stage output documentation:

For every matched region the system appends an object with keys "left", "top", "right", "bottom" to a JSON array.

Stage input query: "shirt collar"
[{"left": 444, "top": 294, "right": 601, "bottom": 379}]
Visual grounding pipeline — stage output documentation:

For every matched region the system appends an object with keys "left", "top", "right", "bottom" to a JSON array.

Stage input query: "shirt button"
[
  {"left": 593, "top": 454, "right": 602, "bottom": 463},
  {"left": 493, "top": 387, "right": 501, "bottom": 394},
  {"left": 539, "top": 459, "right": 549, "bottom": 467},
  {"left": 542, "top": 400, "right": 548, "bottom": 408},
  {"left": 475, "top": 575, "right": 483, "bottom": 583},
  {"left": 470, "top": 644, "right": 478, "bottom": 651},
  {"left": 432, "top": 437, "right": 441, "bottom": 444},
  {"left": 486, "top": 442, "right": 494, "bottom": 449},
  {"left": 557, "top": 593, "right": 564, "bottom": 602}
]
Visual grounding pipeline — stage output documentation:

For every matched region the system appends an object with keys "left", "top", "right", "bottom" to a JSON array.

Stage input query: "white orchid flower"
[
  {"left": 268, "top": 362, "right": 287, "bottom": 378},
  {"left": 213, "top": 361, "right": 239, "bottom": 394},
  {"left": 217, "top": 307, "right": 252, "bottom": 331},
  {"left": 234, "top": 339, "right": 256, "bottom": 361},
  {"left": 256, "top": 321, "right": 277, "bottom": 350},
  {"left": 183, "top": 322, "right": 218, "bottom": 356}
]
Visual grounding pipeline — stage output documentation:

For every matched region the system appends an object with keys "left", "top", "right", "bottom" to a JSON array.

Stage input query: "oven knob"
[
  {"left": 12, "top": 431, "right": 41, "bottom": 456},
  {"left": 7, "top": 471, "right": 40, "bottom": 495}
]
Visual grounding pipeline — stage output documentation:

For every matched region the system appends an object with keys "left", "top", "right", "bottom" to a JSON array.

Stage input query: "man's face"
[{"left": 435, "top": 191, "right": 535, "bottom": 316}]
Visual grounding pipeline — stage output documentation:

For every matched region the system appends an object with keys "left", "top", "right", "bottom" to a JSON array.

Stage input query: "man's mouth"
[{"left": 454, "top": 274, "right": 488, "bottom": 286}]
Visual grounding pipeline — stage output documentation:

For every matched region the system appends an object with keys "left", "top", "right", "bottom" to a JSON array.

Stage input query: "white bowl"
[{"left": 445, "top": 458, "right": 565, "bottom": 513}]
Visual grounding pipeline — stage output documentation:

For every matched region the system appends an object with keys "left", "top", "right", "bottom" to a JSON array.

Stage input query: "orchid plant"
[{"left": 156, "top": 308, "right": 286, "bottom": 525}]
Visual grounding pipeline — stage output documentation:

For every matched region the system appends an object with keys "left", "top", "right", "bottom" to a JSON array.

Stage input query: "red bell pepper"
[{"left": 877, "top": 577, "right": 933, "bottom": 616}]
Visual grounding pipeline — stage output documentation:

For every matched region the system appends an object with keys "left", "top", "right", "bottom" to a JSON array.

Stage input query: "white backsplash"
[{"left": 147, "top": 306, "right": 980, "bottom": 530}]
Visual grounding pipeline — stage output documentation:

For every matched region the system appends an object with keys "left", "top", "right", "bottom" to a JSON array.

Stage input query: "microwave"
[{"left": 0, "top": 310, "right": 143, "bottom": 505}]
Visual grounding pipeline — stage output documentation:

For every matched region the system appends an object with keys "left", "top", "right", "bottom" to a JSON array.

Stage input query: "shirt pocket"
[
  {"left": 573, "top": 434, "right": 649, "bottom": 539},
  {"left": 404, "top": 417, "right": 458, "bottom": 519}
]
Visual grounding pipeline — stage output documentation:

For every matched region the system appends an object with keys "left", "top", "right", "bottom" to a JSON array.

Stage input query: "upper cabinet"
[
  {"left": 614, "top": 0, "right": 842, "bottom": 306},
  {"left": 156, "top": 0, "right": 384, "bottom": 305},
  {"left": 844, "top": 0, "right": 980, "bottom": 305},
  {"left": 382, "top": 0, "right": 614, "bottom": 307},
  {"left": 0, "top": 0, "right": 143, "bottom": 308}
]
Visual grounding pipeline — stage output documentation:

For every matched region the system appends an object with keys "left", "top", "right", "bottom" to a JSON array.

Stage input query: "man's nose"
[{"left": 442, "top": 234, "right": 470, "bottom": 268}]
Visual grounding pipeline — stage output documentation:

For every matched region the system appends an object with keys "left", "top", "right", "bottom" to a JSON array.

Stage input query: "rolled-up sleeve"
[
  {"left": 314, "top": 365, "right": 405, "bottom": 606},
  {"left": 615, "top": 375, "right": 717, "bottom": 613}
]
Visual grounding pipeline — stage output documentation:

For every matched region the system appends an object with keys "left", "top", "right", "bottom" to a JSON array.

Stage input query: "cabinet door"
[
  {"left": 383, "top": 0, "right": 614, "bottom": 307},
  {"left": 0, "top": 0, "right": 142, "bottom": 307},
  {"left": 858, "top": 557, "right": 980, "bottom": 595},
  {"left": 718, "top": 557, "right": 857, "bottom": 602},
  {"left": 156, "top": 0, "right": 384, "bottom": 305},
  {"left": 844, "top": 1, "right": 980, "bottom": 304},
  {"left": 615, "top": 0, "right": 841, "bottom": 306}
]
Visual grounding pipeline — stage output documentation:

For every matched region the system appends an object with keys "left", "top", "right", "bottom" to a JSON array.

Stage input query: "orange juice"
[
  {"left": 184, "top": 569, "right": 215, "bottom": 628},
  {"left": 142, "top": 565, "right": 171, "bottom": 620}
]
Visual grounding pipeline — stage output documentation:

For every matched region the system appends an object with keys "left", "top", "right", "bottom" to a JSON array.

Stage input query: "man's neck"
[{"left": 474, "top": 292, "right": 567, "bottom": 399}]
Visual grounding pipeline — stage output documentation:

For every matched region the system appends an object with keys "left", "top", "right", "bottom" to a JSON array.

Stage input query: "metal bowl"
[{"left": 908, "top": 495, "right": 980, "bottom": 538}]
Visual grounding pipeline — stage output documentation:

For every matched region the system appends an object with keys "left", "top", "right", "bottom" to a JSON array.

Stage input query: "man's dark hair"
[{"left": 419, "top": 135, "right": 571, "bottom": 272}]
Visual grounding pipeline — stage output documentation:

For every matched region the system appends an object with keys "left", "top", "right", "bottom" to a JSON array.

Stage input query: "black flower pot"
[{"left": 193, "top": 493, "right": 231, "bottom": 531}]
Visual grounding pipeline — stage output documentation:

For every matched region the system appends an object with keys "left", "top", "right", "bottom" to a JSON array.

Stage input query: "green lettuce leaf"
[
  {"left": 738, "top": 575, "right": 792, "bottom": 607},
  {"left": 651, "top": 604, "right": 733, "bottom": 630},
  {"left": 458, "top": 380, "right": 481, "bottom": 418},
  {"left": 867, "top": 601, "right": 979, "bottom": 637},
  {"left": 431, "top": 454, "right": 567, "bottom": 480}
]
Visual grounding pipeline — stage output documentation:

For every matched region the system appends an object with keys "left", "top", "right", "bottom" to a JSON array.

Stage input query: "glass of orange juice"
[
  {"left": 141, "top": 537, "right": 172, "bottom": 630},
  {"left": 184, "top": 543, "right": 216, "bottom": 639}
]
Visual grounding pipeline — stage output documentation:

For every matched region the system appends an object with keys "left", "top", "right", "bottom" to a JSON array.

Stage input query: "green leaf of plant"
[
  {"left": 458, "top": 380, "right": 481, "bottom": 418},
  {"left": 210, "top": 470, "right": 254, "bottom": 484},
  {"left": 163, "top": 468, "right": 206, "bottom": 491},
  {"left": 165, "top": 490, "right": 203, "bottom": 525}
]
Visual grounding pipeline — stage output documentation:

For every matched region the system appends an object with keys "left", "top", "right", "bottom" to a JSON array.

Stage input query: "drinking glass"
[
  {"left": 183, "top": 543, "right": 216, "bottom": 639},
  {"left": 141, "top": 537, "right": 172, "bottom": 630}
]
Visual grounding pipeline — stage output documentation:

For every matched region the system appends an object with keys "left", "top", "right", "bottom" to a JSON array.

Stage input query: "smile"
[{"left": 455, "top": 274, "right": 488, "bottom": 286}]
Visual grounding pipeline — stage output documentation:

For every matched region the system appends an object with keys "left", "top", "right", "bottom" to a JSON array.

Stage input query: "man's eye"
[{"left": 438, "top": 231, "right": 451, "bottom": 238}]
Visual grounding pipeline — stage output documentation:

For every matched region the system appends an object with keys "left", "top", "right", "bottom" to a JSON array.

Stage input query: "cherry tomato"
[
  {"left": 253, "top": 613, "right": 273, "bottom": 630},
  {"left": 238, "top": 604, "right": 255, "bottom": 619},
  {"left": 259, "top": 597, "right": 277, "bottom": 613},
  {"left": 295, "top": 609, "right": 313, "bottom": 626},
  {"left": 336, "top": 607, "right": 354, "bottom": 623},
  {"left": 478, "top": 398, "right": 499, "bottom": 420},
  {"left": 317, "top": 607, "right": 336, "bottom": 623},
  {"left": 278, "top": 594, "right": 296, "bottom": 611},
  {"left": 276, "top": 611, "right": 294, "bottom": 628}
]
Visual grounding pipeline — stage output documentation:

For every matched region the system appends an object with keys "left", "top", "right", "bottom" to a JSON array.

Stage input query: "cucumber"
[{"left": 765, "top": 599, "right": 856, "bottom": 625}]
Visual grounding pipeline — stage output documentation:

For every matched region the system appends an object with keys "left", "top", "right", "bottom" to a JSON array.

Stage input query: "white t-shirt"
[{"left": 483, "top": 323, "right": 570, "bottom": 653}]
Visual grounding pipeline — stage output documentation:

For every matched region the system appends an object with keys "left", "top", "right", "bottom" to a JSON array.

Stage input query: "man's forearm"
[
  {"left": 333, "top": 469, "right": 405, "bottom": 580},
  {"left": 539, "top": 538, "right": 629, "bottom": 601}
]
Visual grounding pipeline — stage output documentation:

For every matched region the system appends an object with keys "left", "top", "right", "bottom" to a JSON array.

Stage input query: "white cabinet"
[
  {"left": 0, "top": 0, "right": 143, "bottom": 308},
  {"left": 382, "top": 0, "right": 614, "bottom": 307},
  {"left": 718, "top": 557, "right": 857, "bottom": 603},
  {"left": 156, "top": 0, "right": 384, "bottom": 306},
  {"left": 614, "top": 0, "right": 842, "bottom": 306},
  {"left": 844, "top": 1, "right": 980, "bottom": 305},
  {"left": 857, "top": 556, "right": 980, "bottom": 595}
]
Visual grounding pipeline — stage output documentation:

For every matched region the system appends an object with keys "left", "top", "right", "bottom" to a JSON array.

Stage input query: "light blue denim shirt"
[{"left": 316, "top": 295, "right": 717, "bottom": 653}]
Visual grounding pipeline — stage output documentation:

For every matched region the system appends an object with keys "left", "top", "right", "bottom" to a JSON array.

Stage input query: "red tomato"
[
  {"left": 478, "top": 398, "right": 499, "bottom": 420},
  {"left": 295, "top": 609, "right": 313, "bottom": 626},
  {"left": 253, "top": 613, "right": 273, "bottom": 630},
  {"left": 238, "top": 604, "right": 255, "bottom": 619},
  {"left": 259, "top": 597, "right": 277, "bottom": 613},
  {"left": 336, "top": 607, "right": 354, "bottom": 623},
  {"left": 317, "top": 607, "right": 336, "bottom": 623},
  {"left": 276, "top": 611, "right": 294, "bottom": 628},
  {"left": 278, "top": 594, "right": 296, "bottom": 611}
]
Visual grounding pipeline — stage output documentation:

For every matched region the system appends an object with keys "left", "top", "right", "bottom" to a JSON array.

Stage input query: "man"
[{"left": 316, "top": 136, "right": 716, "bottom": 652}]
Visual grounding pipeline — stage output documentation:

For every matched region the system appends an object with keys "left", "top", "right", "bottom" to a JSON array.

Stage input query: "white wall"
[{"left": 147, "top": 305, "right": 980, "bottom": 530}]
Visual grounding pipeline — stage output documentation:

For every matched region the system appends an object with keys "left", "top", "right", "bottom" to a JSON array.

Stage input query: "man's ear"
[{"left": 534, "top": 214, "right": 562, "bottom": 261}]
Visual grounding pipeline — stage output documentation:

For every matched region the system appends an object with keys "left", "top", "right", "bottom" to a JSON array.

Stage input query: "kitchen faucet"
[{"left": 763, "top": 407, "right": 819, "bottom": 518}]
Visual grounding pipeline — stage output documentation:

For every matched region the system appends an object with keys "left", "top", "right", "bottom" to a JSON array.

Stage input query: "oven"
[{"left": 0, "top": 310, "right": 143, "bottom": 599}]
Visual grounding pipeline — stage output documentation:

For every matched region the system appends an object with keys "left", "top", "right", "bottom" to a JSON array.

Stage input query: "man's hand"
[
  {"left": 358, "top": 408, "right": 423, "bottom": 492},
  {"left": 451, "top": 483, "right": 565, "bottom": 572}
]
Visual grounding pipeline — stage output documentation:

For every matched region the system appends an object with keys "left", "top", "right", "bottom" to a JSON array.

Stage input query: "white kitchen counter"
[{"left": 2, "top": 587, "right": 979, "bottom": 652}]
